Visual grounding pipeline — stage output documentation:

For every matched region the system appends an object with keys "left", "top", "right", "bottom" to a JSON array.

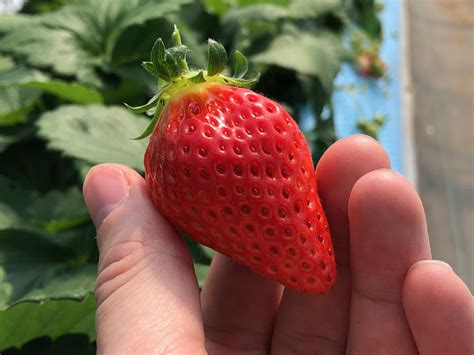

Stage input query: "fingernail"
[
  {"left": 413, "top": 260, "right": 453, "bottom": 271},
  {"left": 84, "top": 165, "right": 130, "bottom": 229}
]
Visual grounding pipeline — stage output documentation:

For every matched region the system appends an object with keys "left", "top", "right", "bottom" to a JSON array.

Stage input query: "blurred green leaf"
[
  {"left": 0, "top": 176, "right": 88, "bottom": 233},
  {"left": 0, "top": 87, "right": 40, "bottom": 126},
  {"left": 0, "top": 67, "right": 103, "bottom": 104},
  {"left": 0, "top": 139, "right": 81, "bottom": 193},
  {"left": 4, "top": 335, "right": 96, "bottom": 355},
  {"left": 224, "top": 0, "right": 340, "bottom": 22},
  {"left": 223, "top": 3, "right": 288, "bottom": 22},
  {"left": 0, "top": 14, "right": 33, "bottom": 34},
  {"left": 202, "top": 0, "right": 231, "bottom": 15},
  {"left": 20, "top": 0, "right": 79, "bottom": 14},
  {"left": 237, "top": 0, "right": 289, "bottom": 5},
  {"left": 37, "top": 105, "right": 149, "bottom": 171},
  {"left": 0, "top": 228, "right": 96, "bottom": 309},
  {"left": 252, "top": 29, "right": 343, "bottom": 94},
  {"left": 0, "top": 24, "right": 100, "bottom": 86},
  {"left": 0, "top": 0, "right": 192, "bottom": 86},
  {"left": 349, "top": 0, "right": 383, "bottom": 40},
  {"left": 194, "top": 263, "right": 210, "bottom": 288},
  {"left": 289, "top": 0, "right": 341, "bottom": 19},
  {"left": 0, "top": 295, "right": 95, "bottom": 351}
]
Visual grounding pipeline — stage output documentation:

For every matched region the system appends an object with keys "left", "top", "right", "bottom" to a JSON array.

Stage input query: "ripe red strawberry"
[{"left": 127, "top": 26, "right": 336, "bottom": 294}]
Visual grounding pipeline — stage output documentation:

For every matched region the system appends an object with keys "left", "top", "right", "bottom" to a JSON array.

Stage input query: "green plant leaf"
[
  {"left": 207, "top": 39, "right": 228, "bottom": 76},
  {"left": 132, "top": 102, "right": 164, "bottom": 140},
  {"left": 0, "top": 227, "right": 96, "bottom": 309},
  {"left": 251, "top": 30, "right": 343, "bottom": 94},
  {"left": 223, "top": 3, "right": 288, "bottom": 22},
  {"left": 0, "top": 295, "right": 96, "bottom": 352},
  {"left": 289, "top": 0, "right": 341, "bottom": 19},
  {"left": 0, "top": 67, "right": 102, "bottom": 104},
  {"left": 0, "top": 176, "right": 89, "bottom": 233},
  {"left": 194, "top": 263, "right": 210, "bottom": 288},
  {"left": 0, "top": 0, "right": 192, "bottom": 87},
  {"left": 0, "top": 14, "right": 33, "bottom": 34},
  {"left": 151, "top": 38, "right": 167, "bottom": 67},
  {"left": 0, "top": 87, "right": 40, "bottom": 126},
  {"left": 124, "top": 93, "right": 159, "bottom": 113},
  {"left": 231, "top": 50, "right": 248, "bottom": 78},
  {"left": 0, "top": 24, "right": 101, "bottom": 86},
  {"left": 189, "top": 71, "right": 206, "bottom": 84},
  {"left": 0, "top": 138, "right": 81, "bottom": 193},
  {"left": 142, "top": 61, "right": 160, "bottom": 77},
  {"left": 3, "top": 334, "right": 96, "bottom": 355},
  {"left": 167, "top": 45, "right": 190, "bottom": 62},
  {"left": 202, "top": 0, "right": 231, "bottom": 15},
  {"left": 223, "top": 0, "right": 340, "bottom": 22},
  {"left": 37, "top": 105, "right": 149, "bottom": 171},
  {"left": 0, "top": 125, "right": 33, "bottom": 153}
]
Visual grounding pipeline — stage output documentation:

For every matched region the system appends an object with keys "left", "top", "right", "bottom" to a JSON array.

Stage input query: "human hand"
[{"left": 83, "top": 135, "right": 473, "bottom": 354}]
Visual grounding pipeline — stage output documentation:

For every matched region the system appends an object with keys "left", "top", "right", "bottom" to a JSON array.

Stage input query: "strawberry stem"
[{"left": 172, "top": 25, "right": 189, "bottom": 72}]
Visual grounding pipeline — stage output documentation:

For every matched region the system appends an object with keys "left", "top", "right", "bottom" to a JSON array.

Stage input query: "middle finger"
[{"left": 272, "top": 135, "right": 391, "bottom": 354}]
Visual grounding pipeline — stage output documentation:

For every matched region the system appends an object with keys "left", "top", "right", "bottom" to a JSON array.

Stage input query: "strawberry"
[{"left": 127, "top": 26, "right": 336, "bottom": 294}]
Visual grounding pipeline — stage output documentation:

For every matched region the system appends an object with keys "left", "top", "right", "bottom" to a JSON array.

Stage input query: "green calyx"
[{"left": 126, "top": 25, "right": 259, "bottom": 139}]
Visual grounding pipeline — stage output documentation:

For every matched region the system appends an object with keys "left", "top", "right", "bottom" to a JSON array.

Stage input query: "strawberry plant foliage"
[
  {"left": 0, "top": 0, "right": 191, "bottom": 86},
  {"left": 37, "top": 106, "right": 149, "bottom": 171},
  {"left": 0, "top": 295, "right": 96, "bottom": 351},
  {"left": 0, "top": 227, "right": 97, "bottom": 309},
  {"left": 0, "top": 0, "right": 384, "bottom": 351},
  {"left": 0, "top": 67, "right": 103, "bottom": 104},
  {"left": 0, "top": 176, "right": 88, "bottom": 233}
]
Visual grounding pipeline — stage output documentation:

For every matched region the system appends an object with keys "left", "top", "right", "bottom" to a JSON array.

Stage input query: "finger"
[
  {"left": 272, "top": 135, "right": 390, "bottom": 354},
  {"left": 83, "top": 164, "right": 205, "bottom": 354},
  {"left": 347, "top": 170, "right": 431, "bottom": 354},
  {"left": 402, "top": 260, "right": 474, "bottom": 355},
  {"left": 201, "top": 254, "right": 283, "bottom": 354}
]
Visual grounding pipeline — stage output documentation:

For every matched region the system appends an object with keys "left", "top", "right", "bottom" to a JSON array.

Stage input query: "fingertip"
[
  {"left": 349, "top": 169, "right": 427, "bottom": 232},
  {"left": 83, "top": 164, "right": 132, "bottom": 229},
  {"left": 348, "top": 169, "right": 431, "bottom": 297},
  {"left": 315, "top": 135, "right": 391, "bottom": 252},
  {"left": 402, "top": 260, "right": 473, "bottom": 354},
  {"left": 403, "top": 260, "right": 470, "bottom": 304},
  {"left": 316, "top": 134, "right": 391, "bottom": 187}
]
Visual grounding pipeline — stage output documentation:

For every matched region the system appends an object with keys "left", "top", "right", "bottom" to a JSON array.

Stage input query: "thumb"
[{"left": 83, "top": 163, "right": 205, "bottom": 354}]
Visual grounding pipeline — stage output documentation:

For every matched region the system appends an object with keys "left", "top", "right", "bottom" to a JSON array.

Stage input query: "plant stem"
[{"left": 172, "top": 25, "right": 189, "bottom": 71}]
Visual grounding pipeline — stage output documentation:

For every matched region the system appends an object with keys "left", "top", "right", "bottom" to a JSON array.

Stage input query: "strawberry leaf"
[
  {"left": 0, "top": 295, "right": 96, "bottom": 351},
  {"left": 0, "top": 125, "right": 33, "bottom": 153},
  {"left": 37, "top": 105, "right": 149, "bottom": 171},
  {"left": 0, "top": 67, "right": 103, "bottom": 104},
  {"left": 0, "top": 0, "right": 192, "bottom": 87},
  {"left": 207, "top": 39, "right": 228, "bottom": 76},
  {"left": 0, "top": 226, "right": 97, "bottom": 310},
  {"left": 252, "top": 30, "right": 343, "bottom": 94},
  {"left": 0, "top": 87, "right": 40, "bottom": 126},
  {"left": 0, "top": 176, "right": 89, "bottom": 234}
]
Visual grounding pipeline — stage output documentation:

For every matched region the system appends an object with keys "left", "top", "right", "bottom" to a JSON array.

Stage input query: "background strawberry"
[{"left": 128, "top": 26, "right": 336, "bottom": 294}]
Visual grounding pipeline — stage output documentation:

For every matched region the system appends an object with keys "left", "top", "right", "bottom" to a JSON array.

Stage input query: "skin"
[{"left": 83, "top": 135, "right": 473, "bottom": 355}]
